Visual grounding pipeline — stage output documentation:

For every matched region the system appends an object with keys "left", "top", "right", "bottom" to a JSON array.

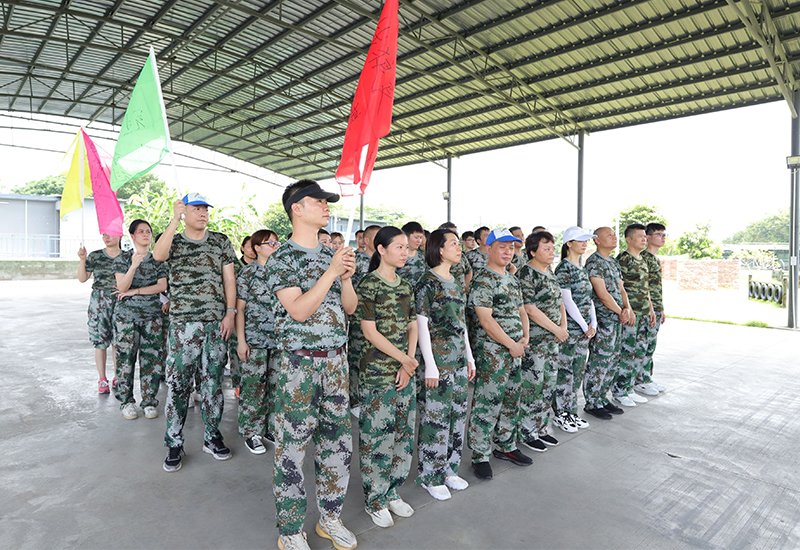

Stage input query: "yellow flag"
[{"left": 60, "top": 132, "right": 92, "bottom": 218}]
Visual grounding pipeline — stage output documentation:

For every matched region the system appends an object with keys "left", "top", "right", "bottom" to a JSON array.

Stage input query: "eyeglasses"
[
  {"left": 265, "top": 241, "right": 280, "bottom": 247},
  {"left": 652, "top": 232, "right": 667, "bottom": 238}
]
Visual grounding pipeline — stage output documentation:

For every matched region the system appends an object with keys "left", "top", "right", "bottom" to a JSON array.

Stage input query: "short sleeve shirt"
[
  {"left": 467, "top": 267, "right": 524, "bottom": 345},
  {"left": 450, "top": 253, "right": 472, "bottom": 288},
  {"left": 266, "top": 240, "right": 347, "bottom": 351},
  {"left": 517, "top": 264, "right": 563, "bottom": 347},
  {"left": 642, "top": 250, "right": 663, "bottom": 312},
  {"left": 466, "top": 249, "right": 489, "bottom": 271},
  {"left": 85, "top": 249, "right": 119, "bottom": 291},
  {"left": 415, "top": 269, "right": 467, "bottom": 371},
  {"left": 353, "top": 271, "right": 415, "bottom": 387},
  {"left": 397, "top": 250, "right": 427, "bottom": 288},
  {"left": 351, "top": 250, "right": 372, "bottom": 288},
  {"left": 511, "top": 253, "right": 527, "bottom": 272},
  {"left": 555, "top": 259, "right": 593, "bottom": 336},
  {"left": 112, "top": 250, "right": 167, "bottom": 322},
  {"left": 236, "top": 261, "right": 275, "bottom": 349},
  {"left": 584, "top": 252, "right": 623, "bottom": 322},
  {"left": 617, "top": 251, "right": 651, "bottom": 317}
]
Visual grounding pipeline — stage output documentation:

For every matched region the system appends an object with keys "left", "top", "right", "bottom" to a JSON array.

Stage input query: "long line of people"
[{"left": 77, "top": 180, "right": 668, "bottom": 550}]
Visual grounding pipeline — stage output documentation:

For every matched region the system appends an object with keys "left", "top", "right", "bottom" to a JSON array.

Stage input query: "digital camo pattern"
[
  {"left": 238, "top": 347, "right": 269, "bottom": 438},
  {"left": 353, "top": 271, "right": 415, "bottom": 388},
  {"left": 466, "top": 248, "right": 489, "bottom": 271},
  {"left": 164, "top": 320, "right": 228, "bottom": 448},
  {"left": 555, "top": 259, "right": 594, "bottom": 336},
  {"left": 640, "top": 312, "right": 661, "bottom": 385},
  {"left": 236, "top": 261, "right": 275, "bottom": 350},
  {"left": 396, "top": 250, "right": 427, "bottom": 287},
  {"left": 266, "top": 352, "right": 279, "bottom": 435},
  {"left": 228, "top": 332, "right": 241, "bottom": 389},
  {"left": 613, "top": 316, "right": 649, "bottom": 396},
  {"left": 414, "top": 269, "right": 468, "bottom": 372},
  {"left": 584, "top": 252, "right": 623, "bottom": 322},
  {"left": 449, "top": 253, "right": 472, "bottom": 288},
  {"left": 641, "top": 250, "right": 663, "bottom": 312},
  {"left": 511, "top": 253, "right": 526, "bottom": 272},
  {"left": 233, "top": 256, "right": 247, "bottom": 278},
  {"left": 518, "top": 342, "right": 558, "bottom": 440},
  {"left": 112, "top": 250, "right": 168, "bottom": 323},
  {"left": 351, "top": 249, "right": 372, "bottom": 288},
  {"left": 87, "top": 289, "right": 115, "bottom": 349},
  {"left": 416, "top": 364, "right": 468, "bottom": 487},
  {"left": 616, "top": 251, "right": 651, "bottom": 317},
  {"left": 85, "top": 249, "right": 119, "bottom": 291},
  {"left": 347, "top": 318, "right": 365, "bottom": 408},
  {"left": 584, "top": 320, "right": 621, "bottom": 408},
  {"left": 167, "top": 231, "right": 236, "bottom": 322},
  {"left": 113, "top": 316, "right": 164, "bottom": 408},
  {"left": 517, "top": 264, "right": 563, "bottom": 347},
  {"left": 467, "top": 267, "right": 524, "bottom": 347},
  {"left": 359, "top": 382, "right": 415, "bottom": 513},
  {"left": 468, "top": 342, "right": 522, "bottom": 462},
  {"left": 552, "top": 333, "right": 590, "bottom": 415},
  {"left": 266, "top": 240, "right": 347, "bottom": 351},
  {"left": 272, "top": 351, "right": 351, "bottom": 536}
]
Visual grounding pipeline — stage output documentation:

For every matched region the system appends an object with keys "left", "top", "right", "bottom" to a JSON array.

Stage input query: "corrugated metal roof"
[{"left": 1, "top": 0, "right": 799, "bottom": 181}]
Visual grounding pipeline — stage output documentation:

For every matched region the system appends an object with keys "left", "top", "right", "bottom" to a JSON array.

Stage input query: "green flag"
[{"left": 110, "top": 47, "right": 171, "bottom": 191}]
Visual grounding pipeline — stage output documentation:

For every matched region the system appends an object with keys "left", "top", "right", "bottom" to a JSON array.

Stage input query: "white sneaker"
[
  {"left": 365, "top": 507, "right": 393, "bottom": 528},
  {"left": 552, "top": 411, "right": 578, "bottom": 433},
  {"left": 277, "top": 532, "right": 309, "bottom": 550},
  {"left": 571, "top": 413, "right": 590, "bottom": 429},
  {"left": 652, "top": 381, "right": 666, "bottom": 392},
  {"left": 388, "top": 498, "right": 414, "bottom": 517},
  {"left": 316, "top": 518, "right": 357, "bottom": 549},
  {"left": 422, "top": 483, "right": 452, "bottom": 500},
  {"left": 630, "top": 392, "right": 648, "bottom": 403},
  {"left": 350, "top": 406, "right": 360, "bottom": 419},
  {"left": 192, "top": 391, "right": 202, "bottom": 402},
  {"left": 121, "top": 403, "right": 138, "bottom": 419},
  {"left": 144, "top": 406, "right": 158, "bottom": 419},
  {"left": 244, "top": 435, "right": 266, "bottom": 455},
  {"left": 445, "top": 475, "right": 469, "bottom": 491},
  {"left": 635, "top": 383, "right": 659, "bottom": 396},
  {"left": 614, "top": 394, "right": 636, "bottom": 407}
]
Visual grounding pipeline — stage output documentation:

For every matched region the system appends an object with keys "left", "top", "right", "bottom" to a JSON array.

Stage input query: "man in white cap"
[{"left": 153, "top": 192, "right": 238, "bottom": 472}]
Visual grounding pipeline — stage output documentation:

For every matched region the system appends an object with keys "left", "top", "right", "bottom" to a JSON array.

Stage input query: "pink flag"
[{"left": 82, "top": 130, "right": 124, "bottom": 236}]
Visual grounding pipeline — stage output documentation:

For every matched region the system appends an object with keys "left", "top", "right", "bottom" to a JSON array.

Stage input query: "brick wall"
[{"left": 658, "top": 258, "right": 740, "bottom": 290}]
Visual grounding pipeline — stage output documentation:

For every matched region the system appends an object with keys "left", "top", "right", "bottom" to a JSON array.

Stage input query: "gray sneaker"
[
  {"left": 316, "top": 517, "right": 357, "bottom": 549},
  {"left": 277, "top": 532, "right": 309, "bottom": 550}
]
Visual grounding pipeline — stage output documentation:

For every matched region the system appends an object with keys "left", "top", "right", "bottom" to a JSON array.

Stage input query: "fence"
[{"left": 0, "top": 234, "right": 106, "bottom": 258}]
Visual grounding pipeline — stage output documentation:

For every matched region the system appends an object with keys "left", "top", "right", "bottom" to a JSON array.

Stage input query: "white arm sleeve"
[
  {"left": 561, "top": 288, "right": 589, "bottom": 332},
  {"left": 464, "top": 328, "right": 475, "bottom": 365},
  {"left": 416, "top": 314, "right": 439, "bottom": 379},
  {"left": 590, "top": 300, "right": 597, "bottom": 329}
]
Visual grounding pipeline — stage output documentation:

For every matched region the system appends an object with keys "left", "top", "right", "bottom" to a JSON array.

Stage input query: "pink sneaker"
[{"left": 98, "top": 379, "right": 110, "bottom": 394}]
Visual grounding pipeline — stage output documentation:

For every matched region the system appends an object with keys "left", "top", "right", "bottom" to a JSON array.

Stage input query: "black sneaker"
[
  {"left": 584, "top": 406, "right": 613, "bottom": 420},
  {"left": 492, "top": 448, "right": 533, "bottom": 466},
  {"left": 472, "top": 461, "right": 493, "bottom": 480},
  {"left": 604, "top": 402, "right": 625, "bottom": 415},
  {"left": 163, "top": 446, "right": 184, "bottom": 472},
  {"left": 539, "top": 434, "right": 559, "bottom": 446},
  {"left": 203, "top": 437, "right": 232, "bottom": 461},
  {"left": 520, "top": 437, "right": 547, "bottom": 452},
  {"left": 263, "top": 431, "right": 276, "bottom": 443}
]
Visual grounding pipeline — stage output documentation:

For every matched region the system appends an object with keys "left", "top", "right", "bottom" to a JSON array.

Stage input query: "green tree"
[
  {"left": 261, "top": 202, "right": 294, "bottom": 240},
  {"left": 11, "top": 174, "right": 65, "bottom": 195},
  {"left": 329, "top": 203, "right": 422, "bottom": 227},
  {"left": 614, "top": 204, "right": 669, "bottom": 252},
  {"left": 723, "top": 210, "right": 789, "bottom": 243},
  {"left": 676, "top": 222, "right": 722, "bottom": 259},
  {"left": 11, "top": 172, "right": 167, "bottom": 200}
]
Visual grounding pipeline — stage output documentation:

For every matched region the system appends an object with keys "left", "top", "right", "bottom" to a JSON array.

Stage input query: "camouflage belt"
[{"left": 291, "top": 346, "right": 345, "bottom": 359}]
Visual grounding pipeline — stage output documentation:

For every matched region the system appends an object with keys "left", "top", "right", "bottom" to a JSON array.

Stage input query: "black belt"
[{"left": 291, "top": 346, "right": 345, "bottom": 358}]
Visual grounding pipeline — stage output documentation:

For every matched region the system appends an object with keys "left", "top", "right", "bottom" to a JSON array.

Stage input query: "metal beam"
[
  {"left": 577, "top": 130, "right": 584, "bottom": 227},
  {"left": 447, "top": 154, "right": 452, "bottom": 223},
  {"left": 789, "top": 90, "right": 799, "bottom": 327}
]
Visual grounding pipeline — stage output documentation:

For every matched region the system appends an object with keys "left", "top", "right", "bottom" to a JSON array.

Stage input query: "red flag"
[
  {"left": 335, "top": 0, "right": 398, "bottom": 196},
  {"left": 83, "top": 130, "right": 124, "bottom": 236}
]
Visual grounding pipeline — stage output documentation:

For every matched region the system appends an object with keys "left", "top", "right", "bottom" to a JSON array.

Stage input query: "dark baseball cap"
[{"left": 283, "top": 182, "right": 340, "bottom": 215}]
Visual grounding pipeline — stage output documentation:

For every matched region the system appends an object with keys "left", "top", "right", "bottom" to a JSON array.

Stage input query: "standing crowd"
[{"left": 77, "top": 179, "right": 668, "bottom": 550}]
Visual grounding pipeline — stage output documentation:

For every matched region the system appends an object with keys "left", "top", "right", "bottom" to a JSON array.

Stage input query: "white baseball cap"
[{"left": 563, "top": 226, "right": 596, "bottom": 242}]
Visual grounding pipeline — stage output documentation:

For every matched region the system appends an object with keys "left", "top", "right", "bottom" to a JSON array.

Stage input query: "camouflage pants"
[
  {"left": 638, "top": 311, "right": 662, "bottom": 385},
  {"left": 266, "top": 351, "right": 279, "bottom": 435},
  {"left": 228, "top": 332, "right": 241, "bottom": 389},
  {"left": 163, "top": 320, "right": 227, "bottom": 448},
  {"left": 518, "top": 343, "right": 558, "bottom": 440},
  {"left": 613, "top": 316, "right": 649, "bottom": 397},
  {"left": 552, "top": 333, "right": 590, "bottom": 415},
  {"left": 272, "top": 350, "right": 351, "bottom": 536},
  {"left": 87, "top": 289, "right": 115, "bottom": 349},
  {"left": 416, "top": 365, "right": 468, "bottom": 487},
  {"left": 238, "top": 348, "right": 269, "bottom": 438},
  {"left": 347, "top": 325, "right": 365, "bottom": 409},
  {"left": 113, "top": 317, "right": 164, "bottom": 408},
  {"left": 468, "top": 341, "right": 522, "bottom": 463},
  {"left": 359, "top": 381, "right": 416, "bottom": 512},
  {"left": 584, "top": 319, "right": 621, "bottom": 409}
]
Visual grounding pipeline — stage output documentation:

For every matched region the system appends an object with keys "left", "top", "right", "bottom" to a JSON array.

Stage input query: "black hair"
[
  {"left": 128, "top": 218, "right": 151, "bottom": 235},
  {"left": 425, "top": 229, "right": 458, "bottom": 268},
  {"left": 474, "top": 226, "right": 490, "bottom": 244},
  {"left": 438, "top": 221, "right": 457, "bottom": 231},
  {"left": 560, "top": 243, "right": 570, "bottom": 260},
  {"left": 318, "top": 228, "right": 330, "bottom": 236},
  {"left": 525, "top": 231, "right": 555, "bottom": 260},
  {"left": 355, "top": 229, "right": 364, "bottom": 237},
  {"left": 461, "top": 230, "right": 474, "bottom": 241},
  {"left": 509, "top": 226, "right": 522, "bottom": 234},
  {"left": 646, "top": 222, "right": 666, "bottom": 235},
  {"left": 241, "top": 235, "right": 251, "bottom": 249},
  {"left": 401, "top": 221, "right": 424, "bottom": 235},
  {"left": 282, "top": 179, "right": 317, "bottom": 220},
  {"left": 287, "top": 231, "right": 293, "bottom": 240},
  {"left": 368, "top": 226, "right": 405, "bottom": 272},
  {"left": 250, "top": 229, "right": 273, "bottom": 249},
  {"left": 624, "top": 223, "right": 647, "bottom": 238},
  {"left": 531, "top": 225, "right": 546, "bottom": 233}
]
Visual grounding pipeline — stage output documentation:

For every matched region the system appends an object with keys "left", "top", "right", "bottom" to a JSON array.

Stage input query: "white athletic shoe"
[
  {"left": 144, "top": 406, "right": 158, "bottom": 419},
  {"left": 635, "top": 383, "right": 659, "bottom": 396},
  {"left": 316, "top": 518, "right": 357, "bottom": 549},
  {"left": 350, "top": 406, "right": 360, "bottom": 419},
  {"left": 630, "top": 392, "right": 648, "bottom": 403},
  {"left": 652, "top": 381, "right": 666, "bottom": 392},
  {"left": 422, "top": 484, "right": 452, "bottom": 500},
  {"left": 366, "top": 507, "right": 393, "bottom": 528},
  {"left": 445, "top": 475, "right": 469, "bottom": 491},
  {"left": 614, "top": 394, "right": 636, "bottom": 407},
  {"left": 121, "top": 403, "right": 138, "bottom": 420},
  {"left": 388, "top": 498, "right": 414, "bottom": 517},
  {"left": 277, "top": 532, "right": 309, "bottom": 550}
]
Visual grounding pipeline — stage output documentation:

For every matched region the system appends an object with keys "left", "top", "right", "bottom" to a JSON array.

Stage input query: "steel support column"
[
  {"left": 577, "top": 130, "right": 585, "bottom": 227},
  {"left": 447, "top": 154, "right": 452, "bottom": 223},
  {"left": 359, "top": 194, "right": 364, "bottom": 230},
  {"left": 790, "top": 91, "right": 800, "bottom": 328}
]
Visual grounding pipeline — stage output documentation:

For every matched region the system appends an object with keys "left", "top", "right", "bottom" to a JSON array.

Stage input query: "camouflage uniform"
[
  {"left": 266, "top": 240, "right": 351, "bottom": 536},
  {"left": 450, "top": 253, "right": 472, "bottom": 289},
  {"left": 552, "top": 259, "right": 593, "bottom": 415},
  {"left": 415, "top": 269, "right": 469, "bottom": 488},
  {"left": 236, "top": 261, "right": 275, "bottom": 438},
  {"left": 467, "top": 267, "right": 524, "bottom": 462},
  {"left": 163, "top": 231, "right": 236, "bottom": 448},
  {"left": 641, "top": 250, "right": 663, "bottom": 384},
  {"left": 348, "top": 250, "right": 373, "bottom": 408},
  {"left": 511, "top": 252, "right": 526, "bottom": 272},
  {"left": 85, "top": 249, "right": 118, "bottom": 349},
  {"left": 396, "top": 249, "right": 427, "bottom": 288},
  {"left": 112, "top": 250, "right": 167, "bottom": 408},
  {"left": 466, "top": 248, "right": 489, "bottom": 271},
  {"left": 516, "top": 264, "right": 563, "bottom": 440},
  {"left": 584, "top": 253, "right": 623, "bottom": 409},
  {"left": 614, "top": 251, "right": 651, "bottom": 397}
]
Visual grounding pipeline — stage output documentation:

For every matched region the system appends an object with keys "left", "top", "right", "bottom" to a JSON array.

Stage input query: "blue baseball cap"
[
  {"left": 182, "top": 192, "right": 213, "bottom": 207},
  {"left": 485, "top": 227, "right": 522, "bottom": 246}
]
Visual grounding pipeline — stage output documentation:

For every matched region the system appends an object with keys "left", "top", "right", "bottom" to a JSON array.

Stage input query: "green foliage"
[
  {"left": 123, "top": 184, "right": 179, "bottom": 237},
  {"left": 116, "top": 173, "right": 168, "bottom": 201},
  {"left": 261, "top": 202, "right": 294, "bottom": 241},
  {"left": 10, "top": 172, "right": 167, "bottom": 201},
  {"left": 731, "top": 249, "right": 782, "bottom": 270},
  {"left": 744, "top": 320, "right": 770, "bottom": 327},
  {"left": 614, "top": 204, "right": 669, "bottom": 252},
  {"left": 329, "top": 203, "right": 423, "bottom": 228},
  {"left": 723, "top": 210, "right": 789, "bottom": 244},
  {"left": 11, "top": 174, "right": 66, "bottom": 195},
  {"left": 676, "top": 222, "right": 723, "bottom": 259},
  {"left": 208, "top": 190, "right": 261, "bottom": 248}
]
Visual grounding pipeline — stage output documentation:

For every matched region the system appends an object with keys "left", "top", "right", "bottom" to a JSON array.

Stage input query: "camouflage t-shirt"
[
  {"left": 353, "top": 271, "right": 416, "bottom": 388},
  {"left": 555, "top": 259, "right": 594, "bottom": 336},
  {"left": 467, "top": 267, "right": 524, "bottom": 346},
  {"left": 584, "top": 251, "right": 623, "bottom": 322},
  {"left": 617, "top": 251, "right": 651, "bottom": 317},
  {"left": 85, "top": 249, "right": 120, "bottom": 291},
  {"left": 450, "top": 253, "right": 473, "bottom": 289},
  {"left": 415, "top": 269, "right": 467, "bottom": 371},
  {"left": 166, "top": 231, "right": 236, "bottom": 322},
  {"left": 266, "top": 239, "right": 347, "bottom": 351},
  {"left": 511, "top": 253, "right": 527, "bottom": 272},
  {"left": 642, "top": 249, "right": 663, "bottom": 312},
  {"left": 236, "top": 261, "right": 275, "bottom": 349},
  {"left": 466, "top": 249, "right": 489, "bottom": 271},
  {"left": 396, "top": 250, "right": 427, "bottom": 287},
  {"left": 112, "top": 250, "right": 168, "bottom": 323},
  {"left": 351, "top": 249, "right": 372, "bottom": 288},
  {"left": 517, "top": 263, "right": 563, "bottom": 347}
]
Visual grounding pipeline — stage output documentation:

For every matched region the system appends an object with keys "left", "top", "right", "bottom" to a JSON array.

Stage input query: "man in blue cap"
[{"left": 153, "top": 192, "right": 238, "bottom": 472}]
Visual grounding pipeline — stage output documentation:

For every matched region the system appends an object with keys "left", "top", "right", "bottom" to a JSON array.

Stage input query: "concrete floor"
[{"left": 2, "top": 279, "right": 800, "bottom": 550}]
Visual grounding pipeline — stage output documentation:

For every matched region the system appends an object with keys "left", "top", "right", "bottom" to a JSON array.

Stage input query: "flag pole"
[
  {"left": 79, "top": 130, "right": 85, "bottom": 247},
  {"left": 344, "top": 195, "right": 358, "bottom": 248},
  {"left": 150, "top": 45, "right": 182, "bottom": 198}
]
